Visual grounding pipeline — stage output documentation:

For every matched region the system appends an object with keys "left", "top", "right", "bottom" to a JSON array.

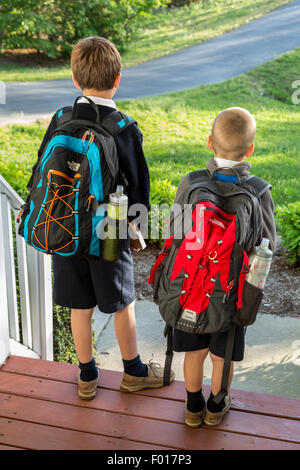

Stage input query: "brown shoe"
[
  {"left": 120, "top": 360, "right": 175, "bottom": 392},
  {"left": 77, "top": 369, "right": 99, "bottom": 400},
  {"left": 185, "top": 407, "right": 206, "bottom": 428},
  {"left": 204, "top": 393, "right": 232, "bottom": 426}
]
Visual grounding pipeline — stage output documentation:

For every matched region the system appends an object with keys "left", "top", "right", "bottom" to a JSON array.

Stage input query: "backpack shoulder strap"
[
  {"left": 100, "top": 111, "right": 137, "bottom": 136},
  {"left": 212, "top": 325, "right": 236, "bottom": 406},
  {"left": 241, "top": 175, "right": 271, "bottom": 198},
  {"left": 187, "top": 169, "right": 210, "bottom": 185},
  {"left": 163, "top": 324, "right": 174, "bottom": 386}
]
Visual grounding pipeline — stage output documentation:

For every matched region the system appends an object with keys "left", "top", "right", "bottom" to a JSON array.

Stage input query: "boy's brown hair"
[
  {"left": 211, "top": 107, "right": 256, "bottom": 161},
  {"left": 71, "top": 36, "right": 122, "bottom": 91}
]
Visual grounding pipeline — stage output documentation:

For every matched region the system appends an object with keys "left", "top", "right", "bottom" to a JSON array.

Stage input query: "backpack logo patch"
[
  {"left": 67, "top": 161, "right": 81, "bottom": 172},
  {"left": 181, "top": 309, "right": 197, "bottom": 323}
]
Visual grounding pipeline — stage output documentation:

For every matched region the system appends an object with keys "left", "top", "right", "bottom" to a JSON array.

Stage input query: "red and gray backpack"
[{"left": 148, "top": 168, "right": 271, "bottom": 405}]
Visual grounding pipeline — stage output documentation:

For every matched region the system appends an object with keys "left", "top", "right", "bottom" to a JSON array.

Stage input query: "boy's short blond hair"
[
  {"left": 71, "top": 37, "right": 122, "bottom": 91},
  {"left": 211, "top": 107, "right": 256, "bottom": 161}
]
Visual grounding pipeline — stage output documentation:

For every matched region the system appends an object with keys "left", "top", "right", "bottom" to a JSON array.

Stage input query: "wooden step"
[{"left": 0, "top": 355, "right": 299, "bottom": 450}]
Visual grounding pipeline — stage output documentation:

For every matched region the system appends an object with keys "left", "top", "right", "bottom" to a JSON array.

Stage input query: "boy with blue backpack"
[
  {"left": 149, "top": 107, "right": 276, "bottom": 427},
  {"left": 19, "top": 37, "right": 174, "bottom": 399}
]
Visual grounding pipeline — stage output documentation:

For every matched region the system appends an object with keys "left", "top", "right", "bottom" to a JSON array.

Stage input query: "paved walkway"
[
  {"left": 92, "top": 302, "right": 300, "bottom": 399},
  {"left": 1, "top": 1, "right": 300, "bottom": 124}
]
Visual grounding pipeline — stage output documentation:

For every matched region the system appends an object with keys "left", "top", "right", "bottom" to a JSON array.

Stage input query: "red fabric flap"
[{"left": 148, "top": 236, "right": 174, "bottom": 284}]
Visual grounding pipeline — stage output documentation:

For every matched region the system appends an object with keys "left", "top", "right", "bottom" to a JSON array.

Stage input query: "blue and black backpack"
[{"left": 18, "top": 96, "right": 135, "bottom": 259}]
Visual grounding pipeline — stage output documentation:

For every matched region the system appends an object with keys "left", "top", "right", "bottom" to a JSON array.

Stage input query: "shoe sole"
[
  {"left": 120, "top": 381, "right": 166, "bottom": 392},
  {"left": 78, "top": 392, "right": 97, "bottom": 401},
  {"left": 185, "top": 419, "right": 203, "bottom": 428},
  {"left": 185, "top": 409, "right": 206, "bottom": 428},
  {"left": 120, "top": 373, "right": 175, "bottom": 393},
  {"left": 203, "top": 401, "right": 231, "bottom": 427}
]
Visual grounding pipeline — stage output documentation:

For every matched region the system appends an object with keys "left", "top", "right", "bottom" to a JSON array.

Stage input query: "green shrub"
[
  {"left": 148, "top": 178, "right": 176, "bottom": 245},
  {"left": 0, "top": 0, "right": 168, "bottom": 59},
  {"left": 53, "top": 305, "right": 77, "bottom": 364},
  {"left": 168, "top": 0, "right": 213, "bottom": 7},
  {"left": 277, "top": 202, "right": 300, "bottom": 267}
]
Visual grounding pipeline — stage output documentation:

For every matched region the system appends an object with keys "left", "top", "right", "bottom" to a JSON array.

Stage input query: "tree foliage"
[{"left": 0, "top": 0, "right": 168, "bottom": 58}]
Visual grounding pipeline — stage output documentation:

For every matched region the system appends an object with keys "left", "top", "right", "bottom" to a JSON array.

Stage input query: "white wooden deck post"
[
  {"left": 0, "top": 195, "right": 10, "bottom": 365},
  {"left": 0, "top": 194, "right": 20, "bottom": 342},
  {"left": 38, "top": 252, "right": 53, "bottom": 361}
]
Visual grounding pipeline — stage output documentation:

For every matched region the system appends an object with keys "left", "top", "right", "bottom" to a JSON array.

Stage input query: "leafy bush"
[
  {"left": 148, "top": 178, "right": 176, "bottom": 245},
  {"left": 277, "top": 202, "right": 300, "bottom": 268},
  {"left": 53, "top": 305, "right": 77, "bottom": 364},
  {"left": 0, "top": 152, "right": 33, "bottom": 200},
  {"left": 168, "top": 0, "right": 211, "bottom": 7},
  {"left": 0, "top": 0, "right": 167, "bottom": 59}
]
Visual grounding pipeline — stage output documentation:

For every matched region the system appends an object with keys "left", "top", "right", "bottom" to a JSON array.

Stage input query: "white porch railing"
[{"left": 0, "top": 174, "right": 53, "bottom": 365}]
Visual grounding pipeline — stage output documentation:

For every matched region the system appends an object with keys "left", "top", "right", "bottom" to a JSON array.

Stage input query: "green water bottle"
[{"left": 101, "top": 185, "right": 128, "bottom": 261}]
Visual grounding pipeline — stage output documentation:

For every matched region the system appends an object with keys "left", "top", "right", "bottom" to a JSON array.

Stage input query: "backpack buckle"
[{"left": 241, "top": 263, "right": 249, "bottom": 274}]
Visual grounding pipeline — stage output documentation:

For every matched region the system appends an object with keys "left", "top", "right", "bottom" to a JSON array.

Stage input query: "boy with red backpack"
[{"left": 149, "top": 107, "right": 276, "bottom": 427}]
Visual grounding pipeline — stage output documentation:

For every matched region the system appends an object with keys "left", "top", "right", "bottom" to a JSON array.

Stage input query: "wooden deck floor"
[{"left": 0, "top": 355, "right": 300, "bottom": 450}]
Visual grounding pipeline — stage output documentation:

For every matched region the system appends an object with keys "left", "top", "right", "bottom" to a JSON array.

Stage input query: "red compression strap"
[{"left": 148, "top": 237, "right": 174, "bottom": 284}]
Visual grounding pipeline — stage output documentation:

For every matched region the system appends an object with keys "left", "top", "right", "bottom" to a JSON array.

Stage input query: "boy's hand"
[
  {"left": 128, "top": 221, "right": 146, "bottom": 253},
  {"left": 130, "top": 238, "right": 141, "bottom": 253}
]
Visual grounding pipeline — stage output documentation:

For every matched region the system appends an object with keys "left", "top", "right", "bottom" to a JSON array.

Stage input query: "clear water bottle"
[
  {"left": 246, "top": 238, "right": 273, "bottom": 289},
  {"left": 101, "top": 186, "right": 128, "bottom": 262}
]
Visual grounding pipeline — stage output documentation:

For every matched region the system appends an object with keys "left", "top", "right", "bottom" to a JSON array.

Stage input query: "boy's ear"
[
  {"left": 245, "top": 143, "right": 255, "bottom": 158},
  {"left": 113, "top": 73, "right": 121, "bottom": 90},
  {"left": 72, "top": 73, "right": 81, "bottom": 90},
  {"left": 207, "top": 135, "right": 214, "bottom": 150}
]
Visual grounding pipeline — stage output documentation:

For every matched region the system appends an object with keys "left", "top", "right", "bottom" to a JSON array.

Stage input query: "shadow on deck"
[{"left": 0, "top": 355, "right": 300, "bottom": 450}]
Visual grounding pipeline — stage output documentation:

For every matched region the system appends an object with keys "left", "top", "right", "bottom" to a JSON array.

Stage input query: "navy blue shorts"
[
  {"left": 53, "top": 248, "right": 135, "bottom": 313},
  {"left": 173, "top": 326, "right": 246, "bottom": 361}
]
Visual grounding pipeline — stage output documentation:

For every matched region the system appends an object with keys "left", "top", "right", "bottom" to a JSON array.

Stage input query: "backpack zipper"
[{"left": 82, "top": 130, "right": 95, "bottom": 153}]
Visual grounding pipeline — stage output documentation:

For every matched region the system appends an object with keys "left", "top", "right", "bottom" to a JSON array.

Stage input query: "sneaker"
[
  {"left": 185, "top": 406, "right": 206, "bottom": 428},
  {"left": 77, "top": 369, "right": 99, "bottom": 400},
  {"left": 204, "top": 393, "right": 232, "bottom": 426},
  {"left": 120, "top": 359, "right": 175, "bottom": 392}
]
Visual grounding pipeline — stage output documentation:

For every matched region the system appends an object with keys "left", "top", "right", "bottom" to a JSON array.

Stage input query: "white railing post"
[
  {"left": 38, "top": 252, "right": 53, "bottom": 361},
  {"left": 0, "top": 194, "right": 20, "bottom": 342},
  {"left": 0, "top": 196, "right": 10, "bottom": 365},
  {"left": 14, "top": 209, "right": 33, "bottom": 349},
  {"left": 27, "top": 246, "right": 41, "bottom": 356}
]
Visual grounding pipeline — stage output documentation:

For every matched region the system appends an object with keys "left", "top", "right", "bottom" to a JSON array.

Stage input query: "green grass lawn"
[
  {"left": 0, "top": 0, "right": 292, "bottom": 82},
  {"left": 0, "top": 47, "right": 299, "bottom": 214},
  {"left": 119, "top": 50, "right": 300, "bottom": 210},
  {"left": 122, "top": 0, "right": 292, "bottom": 67}
]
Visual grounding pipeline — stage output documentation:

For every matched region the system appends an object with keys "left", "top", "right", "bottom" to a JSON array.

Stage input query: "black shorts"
[
  {"left": 173, "top": 326, "right": 246, "bottom": 362},
  {"left": 53, "top": 248, "right": 135, "bottom": 313}
]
